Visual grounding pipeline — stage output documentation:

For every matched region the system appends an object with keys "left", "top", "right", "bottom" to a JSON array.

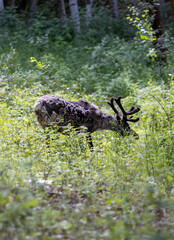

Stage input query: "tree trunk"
[
  {"left": 69, "top": 0, "right": 80, "bottom": 34},
  {"left": 170, "top": 0, "right": 174, "bottom": 15},
  {"left": 159, "top": 0, "right": 167, "bottom": 19},
  {"left": 0, "top": 0, "right": 4, "bottom": 10},
  {"left": 86, "top": 0, "right": 93, "bottom": 26},
  {"left": 147, "top": 0, "right": 167, "bottom": 63},
  {"left": 6, "top": 0, "right": 15, "bottom": 6},
  {"left": 30, "top": 0, "right": 37, "bottom": 18},
  {"left": 112, "top": 0, "right": 118, "bottom": 19},
  {"left": 59, "top": 0, "right": 67, "bottom": 26}
]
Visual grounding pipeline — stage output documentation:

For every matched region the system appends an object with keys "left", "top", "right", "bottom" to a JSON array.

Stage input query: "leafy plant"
[{"left": 0, "top": 7, "right": 174, "bottom": 239}]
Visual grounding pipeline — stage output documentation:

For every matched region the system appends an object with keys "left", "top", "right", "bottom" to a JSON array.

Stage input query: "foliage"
[
  {"left": 0, "top": 81, "right": 174, "bottom": 239},
  {"left": 0, "top": 6, "right": 174, "bottom": 240},
  {"left": 127, "top": 5, "right": 158, "bottom": 61}
]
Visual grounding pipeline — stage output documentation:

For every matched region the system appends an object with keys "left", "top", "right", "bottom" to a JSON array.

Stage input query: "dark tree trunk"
[
  {"left": 5, "top": 0, "right": 15, "bottom": 6},
  {"left": 159, "top": 0, "right": 167, "bottom": 19},
  {"left": 59, "top": 0, "right": 67, "bottom": 26},
  {"left": 170, "top": 0, "right": 174, "bottom": 15},
  {"left": 112, "top": 0, "right": 118, "bottom": 19},
  {"left": 147, "top": 0, "right": 167, "bottom": 63},
  {"left": 30, "top": 0, "right": 37, "bottom": 18}
]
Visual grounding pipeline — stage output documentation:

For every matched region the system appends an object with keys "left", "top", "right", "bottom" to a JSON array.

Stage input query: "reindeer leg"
[
  {"left": 86, "top": 134, "right": 94, "bottom": 149},
  {"left": 45, "top": 130, "right": 51, "bottom": 153},
  {"left": 44, "top": 126, "right": 55, "bottom": 153}
]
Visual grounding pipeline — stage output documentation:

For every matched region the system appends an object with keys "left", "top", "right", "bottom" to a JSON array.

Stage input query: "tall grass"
[{"left": 0, "top": 9, "right": 174, "bottom": 239}]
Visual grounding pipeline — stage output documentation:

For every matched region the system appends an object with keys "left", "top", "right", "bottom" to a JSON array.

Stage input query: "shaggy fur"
[
  {"left": 34, "top": 95, "right": 140, "bottom": 148},
  {"left": 34, "top": 95, "right": 117, "bottom": 133}
]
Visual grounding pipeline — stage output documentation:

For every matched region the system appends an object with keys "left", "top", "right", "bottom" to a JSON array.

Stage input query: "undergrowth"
[
  {"left": 0, "top": 8, "right": 174, "bottom": 240},
  {"left": 0, "top": 80, "right": 173, "bottom": 239}
]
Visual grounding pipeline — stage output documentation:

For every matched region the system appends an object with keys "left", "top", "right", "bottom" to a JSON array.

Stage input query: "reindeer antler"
[
  {"left": 108, "top": 97, "right": 122, "bottom": 123},
  {"left": 108, "top": 97, "right": 120, "bottom": 116},
  {"left": 108, "top": 96, "right": 140, "bottom": 123},
  {"left": 115, "top": 96, "right": 140, "bottom": 122}
]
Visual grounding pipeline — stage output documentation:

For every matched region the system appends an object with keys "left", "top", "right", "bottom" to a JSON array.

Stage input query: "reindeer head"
[{"left": 108, "top": 96, "right": 140, "bottom": 138}]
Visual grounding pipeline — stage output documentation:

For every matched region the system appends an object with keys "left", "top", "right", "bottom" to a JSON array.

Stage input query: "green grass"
[
  {"left": 0, "top": 81, "right": 173, "bottom": 239},
  {"left": 0, "top": 12, "right": 174, "bottom": 239}
]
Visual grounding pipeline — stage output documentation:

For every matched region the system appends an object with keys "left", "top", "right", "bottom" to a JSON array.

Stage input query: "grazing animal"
[{"left": 34, "top": 95, "right": 140, "bottom": 148}]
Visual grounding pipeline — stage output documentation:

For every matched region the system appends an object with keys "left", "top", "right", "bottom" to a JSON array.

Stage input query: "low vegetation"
[{"left": 0, "top": 8, "right": 174, "bottom": 240}]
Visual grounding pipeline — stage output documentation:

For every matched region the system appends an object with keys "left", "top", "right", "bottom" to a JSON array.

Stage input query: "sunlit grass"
[{"left": 0, "top": 81, "right": 173, "bottom": 239}]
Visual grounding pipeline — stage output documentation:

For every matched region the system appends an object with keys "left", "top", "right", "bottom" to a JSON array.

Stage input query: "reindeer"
[{"left": 34, "top": 95, "right": 140, "bottom": 148}]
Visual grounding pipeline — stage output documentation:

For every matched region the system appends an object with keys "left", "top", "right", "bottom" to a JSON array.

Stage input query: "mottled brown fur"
[
  {"left": 34, "top": 95, "right": 140, "bottom": 147},
  {"left": 34, "top": 95, "right": 117, "bottom": 133}
]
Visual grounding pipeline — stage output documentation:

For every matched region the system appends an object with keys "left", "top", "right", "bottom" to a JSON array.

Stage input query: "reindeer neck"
[{"left": 92, "top": 113, "right": 118, "bottom": 132}]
